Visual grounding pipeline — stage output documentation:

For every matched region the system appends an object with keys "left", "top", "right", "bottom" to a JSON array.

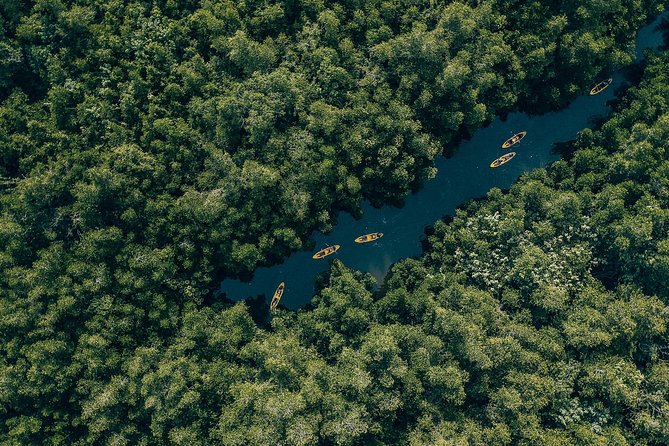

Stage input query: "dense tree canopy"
[
  {"left": 0, "top": 0, "right": 664, "bottom": 281},
  {"left": 1, "top": 0, "right": 668, "bottom": 444}
]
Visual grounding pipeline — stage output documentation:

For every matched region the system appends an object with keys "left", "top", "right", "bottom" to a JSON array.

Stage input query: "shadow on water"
[
  {"left": 244, "top": 294, "right": 272, "bottom": 328},
  {"left": 217, "top": 291, "right": 274, "bottom": 328},
  {"left": 218, "top": 10, "right": 669, "bottom": 312},
  {"left": 550, "top": 140, "right": 578, "bottom": 161},
  {"left": 661, "top": 17, "right": 669, "bottom": 51}
]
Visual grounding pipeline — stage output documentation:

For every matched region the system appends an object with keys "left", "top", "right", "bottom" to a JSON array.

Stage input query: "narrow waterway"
[{"left": 220, "top": 12, "right": 669, "bottom": 310}]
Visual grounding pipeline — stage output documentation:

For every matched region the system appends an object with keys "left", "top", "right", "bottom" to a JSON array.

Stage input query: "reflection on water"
[{"left": 220, "top": 11, "right": 669, "bottom": 310}]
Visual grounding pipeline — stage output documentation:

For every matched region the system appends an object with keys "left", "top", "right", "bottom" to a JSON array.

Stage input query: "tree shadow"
[
  {"left": 550, "top": 139, "right": 578, "bottom": 161},
  {"left": 660, "top": 16, "right": 669, "bottom": 51},
  {"left": 211, "top": 290, "right": 272, "bottom": 328}
]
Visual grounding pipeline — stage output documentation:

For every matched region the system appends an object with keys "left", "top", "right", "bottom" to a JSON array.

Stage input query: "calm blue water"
[{"left": 220, "top": 11, "right": 669, "bottom": 310}]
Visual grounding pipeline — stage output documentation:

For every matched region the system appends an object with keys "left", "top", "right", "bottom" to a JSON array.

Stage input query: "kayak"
[
  {"left": 590, "top": 78, "right": 612, "bottom": 95},
  {"left": 312, "top": 245, "right": 340, "bottom": 259},
  {"left": 490, "top": 152, "right": 516, "bottom": 168},
  {"left": 354, "top": 232, "right": 384, "bottom": 243},
  {"left": 269, "top": 282, "right": 284, "bottom": 311},
  {"left": 501, "top": 131, "right": 526, "bottom": 149}
]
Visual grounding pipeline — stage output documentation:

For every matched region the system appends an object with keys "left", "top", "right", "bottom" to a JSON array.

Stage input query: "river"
[{"left": 219, "top": 11, "right": 669, "bottom": 310}]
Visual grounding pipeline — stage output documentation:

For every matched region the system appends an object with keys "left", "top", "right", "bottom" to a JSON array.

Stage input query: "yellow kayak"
[
  {"left": 590, "top": 78, "right": 612, "bottom": 95},
  {"left": 269, "top": 282, "right": 285, "bottom": 311},
  {"left": 490, "top": 152, "right": 516, "bottom": 168},
  {"left": 501, "top": 131, "right": 526, "bottom": 149},
  {"left": 354, "top": 232, "right": 384, "bottom": 243},
  {"left": 312, "top": 245, "right": 340, "bottom": 259}
]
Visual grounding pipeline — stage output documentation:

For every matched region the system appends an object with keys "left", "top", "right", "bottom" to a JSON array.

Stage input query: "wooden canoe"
[
  {"left": 354, "top": 232, "right": 384, "bottom": 243},
  {"left": 590, "top": 78, "right": 612, "bottom": 95},
  {"left": 312, "top": 245, "right": 340, "bottom": 259},
  {"left": 501, "top": 131, "right": 526, "bottom": 149},
  {"left": 490, "top": 152, "right": 516, "bottom": 168},
  {"left": 269, "top": 282, "right": 285, "bottom": 311}
]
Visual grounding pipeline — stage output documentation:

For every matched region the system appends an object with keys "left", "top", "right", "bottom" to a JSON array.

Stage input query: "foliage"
[{"left": 1, "top": 0, "right": 668, "bottom": 444}]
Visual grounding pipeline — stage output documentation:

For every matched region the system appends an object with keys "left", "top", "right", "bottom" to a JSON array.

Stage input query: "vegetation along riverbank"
[{"left": 1, "top": 0, "right": 668, "bottom": 444}]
